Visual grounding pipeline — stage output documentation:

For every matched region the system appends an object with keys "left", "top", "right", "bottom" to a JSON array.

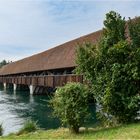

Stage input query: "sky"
[{"left": 0, "top": 0, "right": 140, "bottom": 61}]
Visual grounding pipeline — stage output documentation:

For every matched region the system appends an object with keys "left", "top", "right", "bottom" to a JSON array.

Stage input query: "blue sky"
[{"left": 0, "top": 0, "right": 140, "bottom": 61}]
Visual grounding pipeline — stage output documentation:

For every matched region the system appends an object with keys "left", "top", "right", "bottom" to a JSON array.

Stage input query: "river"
[
  {"left": 0, "top": 89, "right": 60, "bottom": 135},
  {"left": 0, "top": 87, "right": 96, "bottom": 136}
]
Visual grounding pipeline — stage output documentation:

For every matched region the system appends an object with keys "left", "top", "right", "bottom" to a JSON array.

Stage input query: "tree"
[
  {"left": 0, "top": 60, "right": 11, "bottom": 68},
  {"left": 76, "top": 11, "right": 140, "bottom": 124},
  {"left": 50, "top": 82, "right": 91, "bottom": 133},
  {"left": 0, "top": 124, "right": 3, "bottom": 136}
]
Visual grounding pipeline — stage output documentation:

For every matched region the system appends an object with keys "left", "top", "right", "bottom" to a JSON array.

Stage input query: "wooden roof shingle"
[{"left": 0, "top": 30, "right": 102, "bottom": 75}]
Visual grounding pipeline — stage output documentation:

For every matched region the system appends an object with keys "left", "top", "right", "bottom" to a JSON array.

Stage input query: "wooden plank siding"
[{"left": 0, "top": 75, "right": 83, "bottom": 88}]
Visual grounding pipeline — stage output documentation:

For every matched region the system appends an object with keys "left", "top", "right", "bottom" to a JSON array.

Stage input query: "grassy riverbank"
[{"left": 1, "top": 123, "right": 140, "bottom": 139}]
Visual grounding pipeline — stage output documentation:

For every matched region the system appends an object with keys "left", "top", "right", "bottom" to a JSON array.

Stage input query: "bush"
[
  {"left": 50, "top": 82, "right": 92, "bottom": 133},
  {"left": 0, "top": 124, "right": 3, "bottom": 136},
  {"left": 76, "top": 11, "right": 140, "bottom": 124},
  {"left": 17, "top": 120, "right": 38, "bottom": 135}
]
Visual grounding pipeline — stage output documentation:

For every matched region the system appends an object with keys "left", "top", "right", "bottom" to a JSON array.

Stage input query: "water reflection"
[{"left": 0, "top": 89, "right": 60, "bottom": 135}]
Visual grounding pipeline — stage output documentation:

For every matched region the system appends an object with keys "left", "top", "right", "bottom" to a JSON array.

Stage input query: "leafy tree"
[
  {"left": 0, "top": 123, "right": 3, "bottom": 136},
  {"left": 128, "top": 17, "right": 140, "bottom": 47},
  {"left": 76, "top": 11, "right": 140, "bottom": 124},
  {"left": 0, "top": 60, "right": 11, "bottom": 68},
  {"left": 50, "top": 82, "right": 91, "bottom": 133}
]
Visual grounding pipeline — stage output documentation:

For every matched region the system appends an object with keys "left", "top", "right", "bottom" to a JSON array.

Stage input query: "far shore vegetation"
[
  {"left": 0, "top": 60, "right": 12, "bottom": 68},
  {"left": 0, "top": 11, "right": 140, "bottom": 139}
]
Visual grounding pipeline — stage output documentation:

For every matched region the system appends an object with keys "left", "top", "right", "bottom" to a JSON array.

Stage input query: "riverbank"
[
  {"left": 0, "top": 90, "right": 60, "bottom": 135},
  {"left": 1, "top": 123, "right": 140, "bottom": 139}
]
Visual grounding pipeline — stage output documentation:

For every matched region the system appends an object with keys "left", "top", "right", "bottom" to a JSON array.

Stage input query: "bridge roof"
[{"left": 0, "top": 30, "right": 102, "bottom": 75}]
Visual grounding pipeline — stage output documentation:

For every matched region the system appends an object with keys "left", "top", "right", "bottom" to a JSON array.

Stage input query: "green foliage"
[
  {"left": 103, "top": 11, "right": 125, "bottom": 46},
  {"left": 0, "top": 60, "right": 12, "bottom": 68},
  {"left": 0, "top": 123, "right": 3, "bottom": 136},
  {"left": 50, "top": 82, "right": 92, "bottom": 133},
  {"left": 76, "top": 11, "right": 140, "bottom": 124},
  {"left": 128, "top": 17, "right": 140, "bottom": 47},
  {"left": 17, "top": 120, "right": 38, "bottom": 135}
]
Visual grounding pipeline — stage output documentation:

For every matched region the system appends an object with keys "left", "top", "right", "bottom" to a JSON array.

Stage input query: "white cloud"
[{"left": 0, "top": 0, "right": 140, "bottom": 61}]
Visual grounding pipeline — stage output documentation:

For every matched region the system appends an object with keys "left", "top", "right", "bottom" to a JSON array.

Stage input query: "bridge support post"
[
  {"left": 3, "top": 83, "right": 6, "bottom": 90},
  {"left": 29, "top": 85, "right": 35, "bottom": 95},
  {"left": 13, "top": 84, "right": 17, "bottom": 91}
]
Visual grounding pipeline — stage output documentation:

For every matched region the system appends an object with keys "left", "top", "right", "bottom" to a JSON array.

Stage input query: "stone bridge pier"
[
  {"left": 2, "top": 82, "right": 54, "bottom": 95},
  {"left": 29, "top": 85, "right": 35, "bottom": 95}
]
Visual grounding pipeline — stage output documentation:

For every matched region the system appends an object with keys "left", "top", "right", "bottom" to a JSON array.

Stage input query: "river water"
[{"left": 0, "top": 89, "right": 60, "bottom": 135}]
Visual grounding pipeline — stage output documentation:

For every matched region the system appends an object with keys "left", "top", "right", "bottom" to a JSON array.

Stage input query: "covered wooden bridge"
[{"left": 0, "top": 30, "right": 102, "bottom": 95}]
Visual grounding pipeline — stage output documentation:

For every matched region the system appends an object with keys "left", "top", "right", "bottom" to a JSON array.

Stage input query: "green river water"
[
  {"left": 0, "top": 88, "right": 96, "bottom": 136},
  {"left": 0, "top": 89, "right": 60, "bottom": 135}
]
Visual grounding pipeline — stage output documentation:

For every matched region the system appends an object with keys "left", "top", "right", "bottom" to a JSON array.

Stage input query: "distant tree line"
[{"left": 0, "top": 60, "right": 12, "bottom": 68}]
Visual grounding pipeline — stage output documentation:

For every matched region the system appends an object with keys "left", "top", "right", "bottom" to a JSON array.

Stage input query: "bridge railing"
[{"left": 0, "top": 74, "right": 83, "bottom": 88}]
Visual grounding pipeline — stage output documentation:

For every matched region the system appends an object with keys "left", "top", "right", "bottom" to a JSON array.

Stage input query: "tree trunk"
[{"left": 69, "top": 125, "right": 79, "bottom": 134}]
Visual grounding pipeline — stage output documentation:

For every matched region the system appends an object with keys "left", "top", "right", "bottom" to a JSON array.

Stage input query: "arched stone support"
[
  {"left": 29, "top": 85, "right": 36, "bottom": 95},
  {"left": 33, "top": 86, "right": 55, "bottom": 95}
]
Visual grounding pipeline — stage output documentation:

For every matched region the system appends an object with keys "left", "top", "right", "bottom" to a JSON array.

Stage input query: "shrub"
[
  {"left": 17, "top": 120, "right": 38, "bottom": 135},
  {"left": 0, "top": 124, "right": 3, "bottom": 136},
  {"left": 50, "top": 82, "right": 92, "bottom": 133},
  {"left": 76, "top": 11, "right": 140, "bottom": 124}
]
